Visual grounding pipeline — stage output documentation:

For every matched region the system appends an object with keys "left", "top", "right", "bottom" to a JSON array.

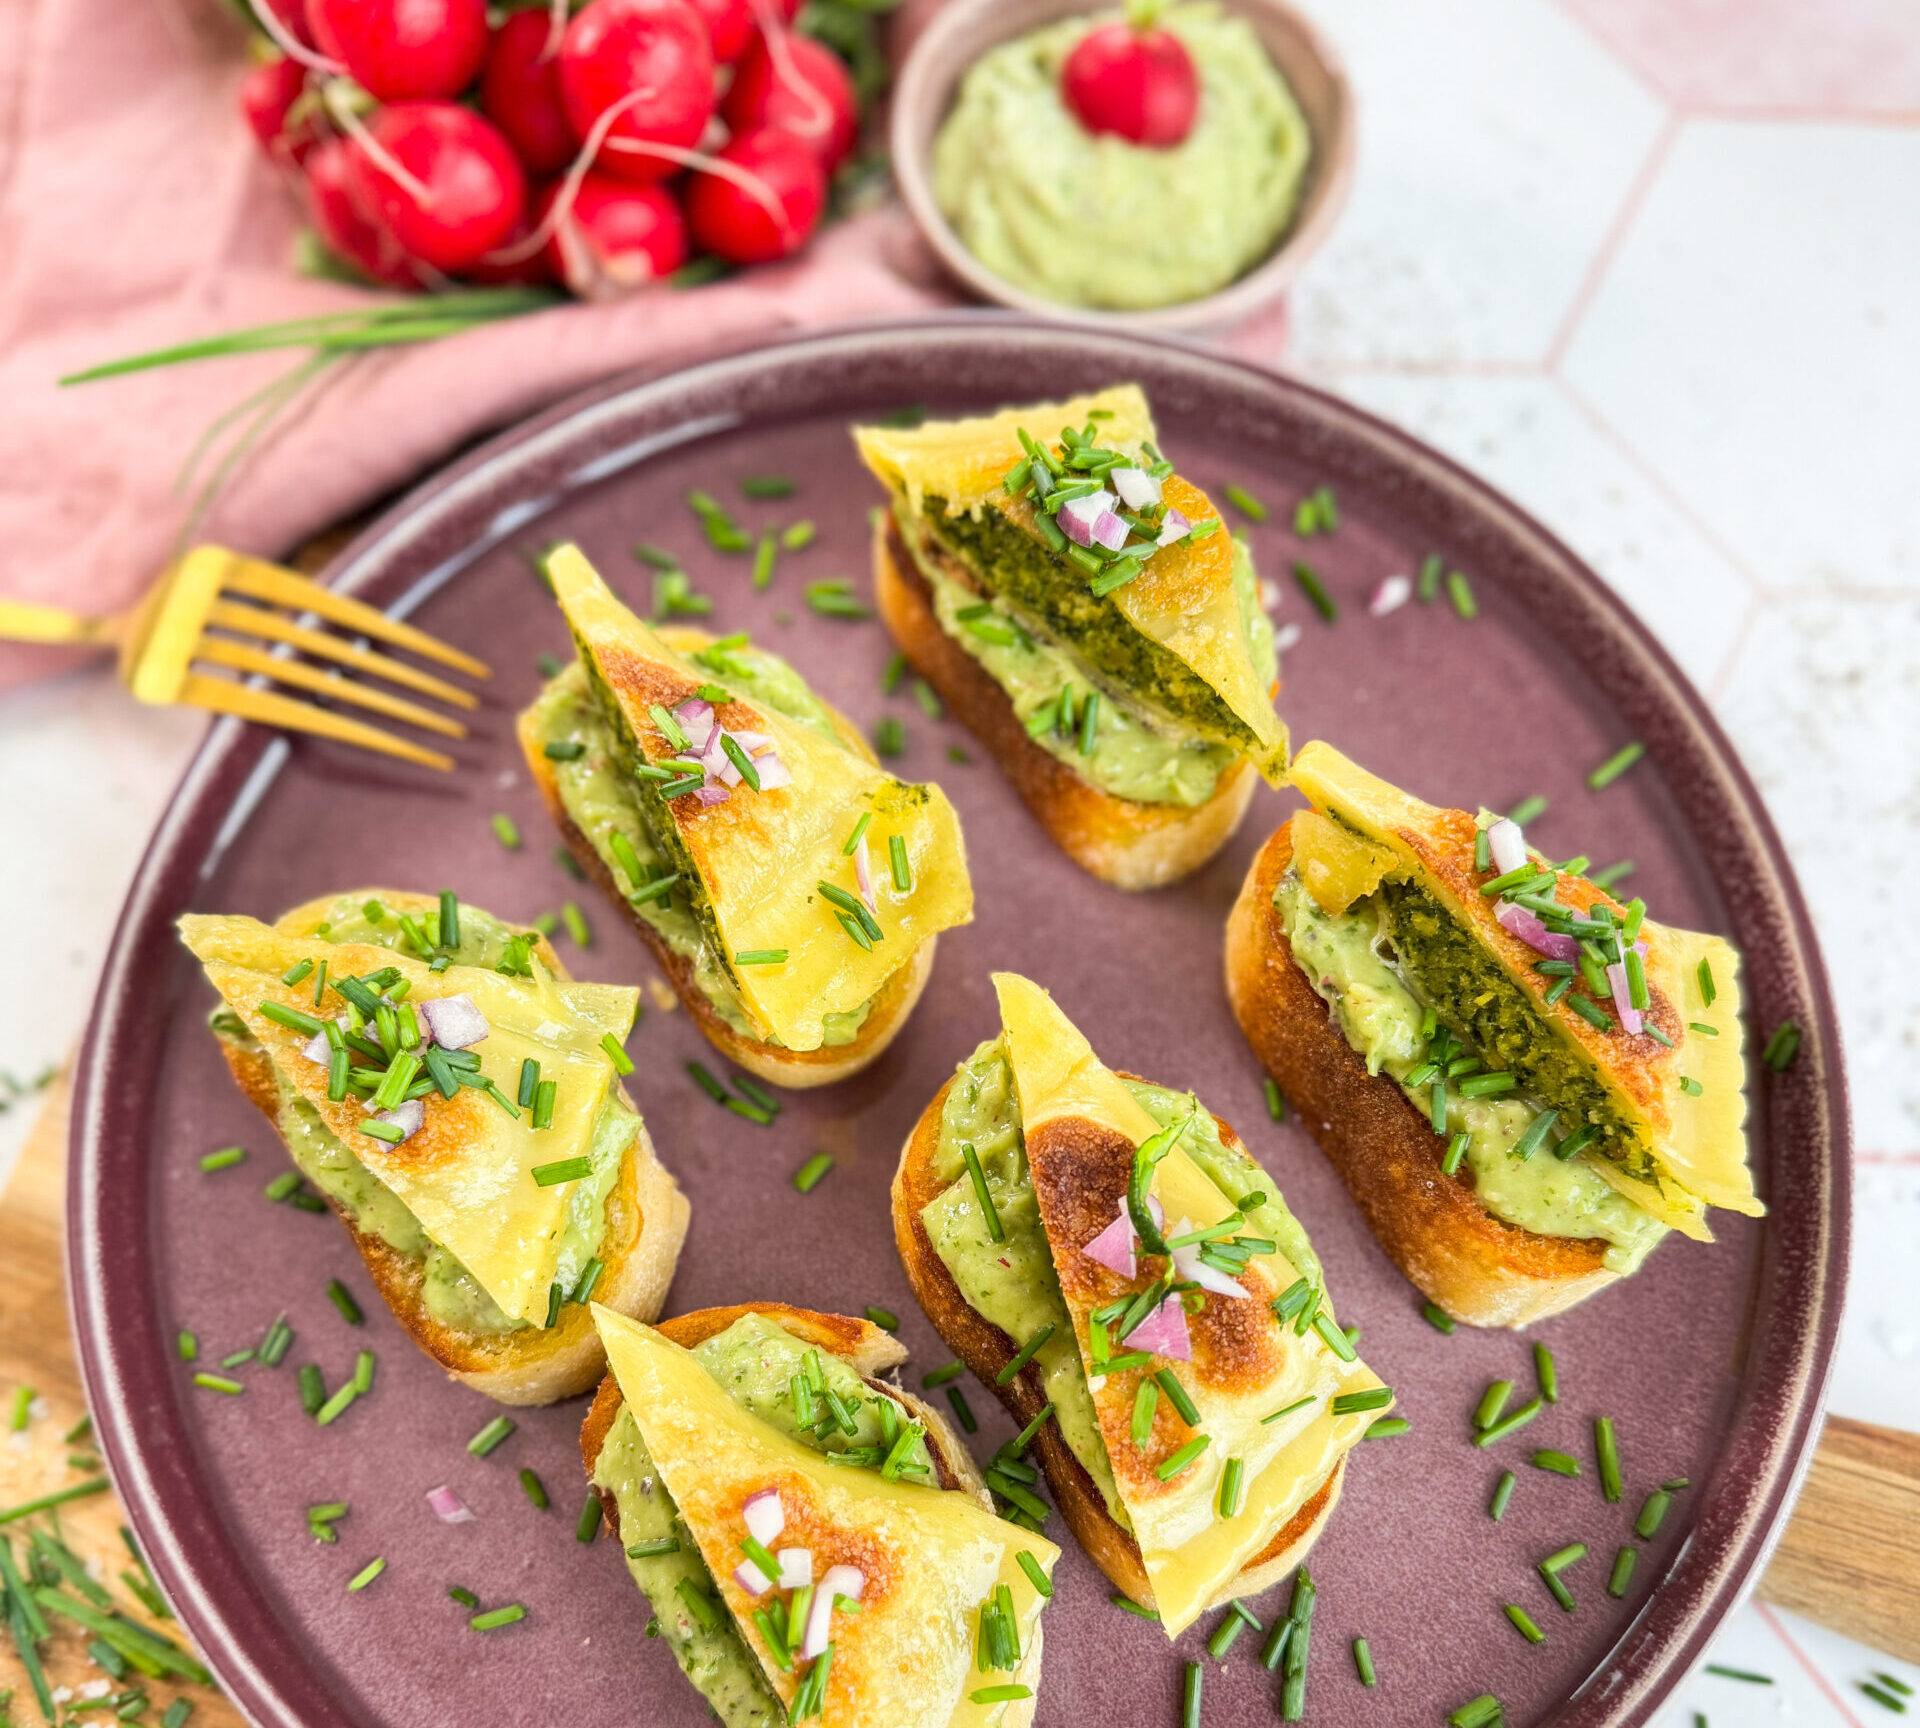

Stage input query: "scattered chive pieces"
[
  {"left": 1217, "top": 1456, "right": 1245, "bottom": 1519},
  {"left": 971, "top": 1687, "right": 1031, "bottom": 1706},
  {"left": 1875, "top": 1674, "right": 1914, "bottom": 1698},
  {"left": 1263, "top": 1077, "right": 1286, "bottom": 1121},
  {"left": 960, "top": 1141, "right": 1004, "bottom": 1243},
  {"left": 1225, "top": 483, "right": 1268, "bottom": 522},
  {"left": 1591, "top": 859, "right": 1635, "bottom": 890},
  {"left": 560, "top": 900, "right": 591, "bottom": 948},
  {"left": 1016, "top": 1551, "right": 1052, "bottom": 1598},
  {"left": 922, "top": 1362, "right": 964, "bottom": 1389},
  {"left": 1635, "top": 1488, "right": 1672, "bottom": 1538},
  {"left": 1181, "top": 1661, "right": 1203, "bottom": 1728},
  {"left": 1449, "top": 1698, "right": 1504, "bottom": 1728},
  {"left": 198, "top": 1145, "right": 246, "bottom": 1172},
  {"left": 1156, "top": 1434, "right": 1211, "bottom": 1481},
  {"left": 1704, "top": 1666, "right": 1773, "bottom": 1685},
  {"left": 793, "top": 1152, "right": 834, "bottom": 1193},
  {"left": 1505, "top": 1603, "right": 1545, "bottom": 1644},
  {"left": 1155, "top": 1369, "right": 1201, "bottom": 1427},
  {"left": 1534, "top": 1342, "right": 1558, "bottom": 1404},
  {"left": 1205, "top": 1611, "right": 1245, "bottom": 1662},
  {"left": 1292, "top": 561, "right": 1337, "bottom": 623},
  {"left": 996, "top": 1322, "right": 1055, "bottom": 1386},
  {"left": 1608, "top": 1546, "right": 1636, "bottom": 1598},
  {"left": 1421, "top": 1301, "right": 1456, "bottom": 1334},
  {"left": 687, "top": 1062, "right": 729, "bottom": 1104},
  {"left": 1475, "top": 1381, "right": 1514, "bottom": 1431},
  {"left": 864, "top": 1307, "right": 899, "bottom": 1332},
  {"left": 1490, "top": 1471, "right": 1516, "bottom": 1521},
  {"left": 1418, "top": 553, "right": 1444, "bottom": 602},
  {"left": 734, "top": 948, "right": 788, "bottom": 966},
  {"left": 1861, "top": 1681, "right": 1909, "bottom": 1713},
  {"left": 1697, "top": 958, "right": 1717, "bottom": 1007},
  {"left": 873, "top": 715, "right": 906, "bottom": 757},
  {"left": 1447, "top": 570, "right": 1478, "bottom": 619},
  {"left": 1595, "top": 1416, "right": 1622, "bottom": 1502},
  {"left": 1507, "top": 793, "right": 1548, "bottom": 827},
  {"left": 531, "top": 1156, "right": 593, "bottom": 1188},
  {"left": 298, "top": 1363, "right": 324, "bottom": 1414},
  {"left": 346, "top": 1557, "right": 385, "bottom": 1592},
  {"left": 490, "top": 814, "right": 521, "bottom": 850},
  {"left": 879, "top": 653, "right": 906, "bottom": 695},
  {"left": 1110, "top": 1593, "right": 1160, "bottom": 1622},
  {"left": 889, "top": 833, "right": 911, "bottom": 893},
  {"left": 470, "top": 1604, "right": 526, "bottom": 1631},
  {"left": 1531, "top": 1449, "right": 1581, "bottom": 1477},
  {"left": 518, "top": 1468, "right": 549, "bottom": 1511},
  {"left": 575, "top": 1493, "right": 601, "bottom": 1543},
  {"left": 1366, "top": 1416, "right": 1411, "bottom": 1439},
  {"left": 1331, "top": 1387, "right": 1393, "bottom": 1415},
  {"left": 783, "top": 519, "right": 816, "bottom": 551},
  {"left": 1353, "top": 1636, "right": 1377, "bottom": 1685},
  {"left": 467, "top": 1415, "right": 515, "bottom": 1457},
  {"left": 946, "top": 1386, "right": 977, "bottom": 1434},
  {"left": 742, "top": 473, "right": 794, "bottom": 499},
  {"left": 1762, "top": 1020, "right": 1802, "bottom": 1072},
  {"left": 1474, "top": 1397, "right": 1544, "bottom": 1448},
  {"left": 192, "top": 1373, "right": 243, "bottom": 1396},
  {"left": 600, "top": 1031, "right": 634, "bottom": 1075},
  {"left": 1588, "top": 741, "right": 1646, "bottom": 790}
]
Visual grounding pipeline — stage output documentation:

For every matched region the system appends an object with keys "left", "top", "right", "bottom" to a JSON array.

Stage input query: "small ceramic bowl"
[{"left": 890, "top": 0, "right": 1354, "bottom": 332}]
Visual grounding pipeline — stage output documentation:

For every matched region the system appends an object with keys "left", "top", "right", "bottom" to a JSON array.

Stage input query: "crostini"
[
  {"left": 855, "top": 387, "right": 1286, "bottom": 891},
  {"left": 520, "top": 544, "right": 973, "bottom": 1089},
  {"left": 1225, "top": 743, "right": 1763, "bottom": 1329},
  {"left": 182, "top": 889, "right": 688, "bottom": 1405},
  {"left": 892, "top": 972, "right": 1387, "bottom": 1636},
  {"left": 583, "top": 1303, "right": 1056, "bottom": 1727}
]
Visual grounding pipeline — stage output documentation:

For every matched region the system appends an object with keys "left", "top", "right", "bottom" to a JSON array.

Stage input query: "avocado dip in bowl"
[{"left": 892, "top": 0, "right": 1353, "bottom": 329}]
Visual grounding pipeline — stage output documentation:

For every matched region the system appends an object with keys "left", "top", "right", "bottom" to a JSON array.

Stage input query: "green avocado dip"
[
  {"left": 920, "top": 1038, "right": 1324, "bottom": 1526},
  {"left": 526, "top": 650, "right": 873, "bottom": 1049},
  {"left": 1273, "top": 872, "right": 1666, "bottom": 1274},
  {"left": 932, "top": 4, "right": 1313, "bottom": 311},
  {"left": 901, "top": 499, "right": 1276, "bottom": 806},
  {"left": 590, "top": 1313, "right": 935, "bottom": 1728},
  {"left": 211, "top": 895, "right": 635, "bottom": 1336}
]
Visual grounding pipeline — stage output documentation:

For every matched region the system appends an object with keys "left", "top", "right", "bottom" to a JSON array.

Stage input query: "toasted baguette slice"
[
  {"left": 891, "top": 1074, "right": 1342, "bottom": 1613},
  {"left": 517, "top": 658, "right": 937, "bottom": 1091},
  {"left": 873, "top": 518, "right": 1258, "bottom": 892},
  {"left": 216, "top": 892, "right": 689, "bottom": 1404},
  {"left": 1225, "top": 823, "right": 1618, "bottom": 1329},
  {"left": 580, "top": 1303, "right": 991, "bottom": 1523}
]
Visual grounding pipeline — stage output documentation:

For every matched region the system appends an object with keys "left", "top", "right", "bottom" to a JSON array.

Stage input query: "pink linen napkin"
[{"left": 0, "top": 0, "right": 1289, "bottom": 691}]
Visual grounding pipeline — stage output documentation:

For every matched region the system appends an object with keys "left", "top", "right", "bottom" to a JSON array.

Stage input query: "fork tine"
[
  {"left": 194, "top": 638, "right": 468, "bottom": 739},
  {"left": 213, "top": 553, "right": 491, "bottom": 680},
  {"left": 180, "top": 672, "right": 454, "bottom": 771},
  {"left": 207, "top": 600, "right": 480, "bottom": 709}
]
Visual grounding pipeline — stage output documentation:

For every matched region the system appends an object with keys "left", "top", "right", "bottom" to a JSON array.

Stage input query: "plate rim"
[{"left": 67, "top": 313, "right": 1852, "bottom": 1728}]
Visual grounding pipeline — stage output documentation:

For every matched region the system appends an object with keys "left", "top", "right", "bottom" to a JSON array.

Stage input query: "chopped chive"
[
  {"left": 467, "top": 1415, "right": 515, "bottom": 1457},
  {"left": 1474, "top": 1397, "right": 1544, "bottom": 1447},
  {"left": 1861, "top": 1681, "right": 1909, "bottom": 1713},
  {"left": 1078, "top": 689, "right": 1100, "bottom": 754},
  {"left": 1292, "top": 561, "right": 1337, "bottom": 623},
  {"left": 1182, "top": 1660, "right": 1204, "bottom": 1728},
  {"left": 1353, "top": 1636, "right": 1376, "bottom": 1685},
  {"left": 1590, "top": 859, "right": 1635, "bottom": 890},
  {"left": 1565, "top": 991, "right": 1614, "bottom": 1032},
  {"left": 470, "top": 1604, "right": 526, "bottom": 1630},
  {"left": 1875, "top": 1674, "right": 1914, "bottom": 1698},
  {"left": 192, "top": 1373, "right": 243, "bottom": 1395},
  {"left": 1490, "top": 1470, "right": 1517, "bottom": 1521},
  {"left": 1588, "top": 742, "right": 1646, "bottom": 790},
  {"left": 1262, "top": 1077, "right": 1287, "bottom": 1121},
  {"left": 1534, "top": 1342, "right": 1559, "bottom": 1404},
  {"left": 864, "top": 1307, "right": 899, "bottom": 1332},
  {"left": 1418, "top": 553, "right": 1444, "bottom": 602},
  {"left": 1762, "top": 1020, "right": 1802, "bottom": 1072},
  {"left": 1262, "top": 1396, "right": 1315, "bottom": 1428},
  {"left": 1311, "top": 1310, "right": 1357, "bottom": 1361},
  {"left": 298, "top": 1363, "right": 324, "bottom": 1414},
  {"left": 598, "top": 1030, "right": 633, "bottom": 1076},
  {"left": 873, "top": 715, "right": 906, "bottom": 757},
  {"left": 1449, "top": 1698, "right": 1504, "bottom": 1728},
  {"left": 922, "top": 1361, "right": 965, "bottom": 1389},
  {"left": 626, "top": 1536, "right": 680, "bottom": 1558},
  {"left": 1595, "top": 1416, "right": 1622, "bottom": 1502},
  {"left": 573, "top": 1257, "right": 603, "bottom": 1304},
  {"left": 1155, "top": 1369, "right": 1200, "bottom": 1427},
  {"left": 1531, "top": 1449, "right": 1581, "bottom": 1477},
  {"left": 1442, "top": 1130, "right": 1470, "bottom": 1176},
  {"left": 946, "top": 1386, "right": 977, "bottom": 1434},
  {"left": 1421, "top": 1301, "right": 1456, "bottom": 1334},
  {"left": 575, "top": 1493, "right": 601, "bottom": 1543},
  {"left": 0, "top": 1478, "right": 111, "bottom": 1523},
  {"left": 346, "top": 1557, "right": 385, "bottom": 1591},
  {"left": 960, "top": 1142, "right": 1004, "bottom": 1243},
  {"left": 1541, "top": 1541, "right": 1587, "bottom": 1574},
  {"left": 733, "top": 948, "right": 789, "bottom": 966},
  {"left": 531, "top": 1156, "right": 593, "bottom": 1187},
  {"left": 1130, "top": 1380, "right": 1158, "bottom": 1451},
  {"left": 517, "top": 1468, "right": 549, "bottom": 1511},
  {"left": 782, "top": 518, "right": 816, "bottom": 551},
  {"left": 1476, "top": 1381, "right": 1514, "bottom": 1431},
  {"left": 741, "top": 473, "right": 794, "bottom": 500},
  {"left": 1015, "top": 1551, "right": 1052, "bottom": 1599},
  {"left": 1507, "top": 794, "right": 1548, "bottom": 827},
  {"left": 1218, "top": 1456, "right": 1245, "bottom": 1519},
  {"left": 198, "top": 1145, "right": 246, "bottom": 1172},
  {"left": 1225, "top": 483, "right": 1267, "bottom": 522},
  {"left": 793, "top": 1152, "right": 834, "bottom": 1193},
  {"left": 1505, "top": 1603, "right": 1545, "bottom": 1644},
  {"left": 1509, "top": 1108, "right": 1559, "bottom": 1162},
  {"left": 1332, "top": 1387, "right": 1394, "bottom": 1415},
  {"left": 490, "top": 813, "right": 521, "bottom": 850},
  {"left": 1156, "top": 1435, "right": 1211, "bottom": 1481},
  {"left": 1696, "top": 957, "right": 1717, "bottom": 1007},
  {"left": 1447, "top": 570, "right": 1478, "bottom": 619},
  {"left": 971, "top": 1687, "right": 1031, "bottom": 1706},
  {"left": 1679, "top": 1075, "right": 1704, "bottom": 1096},
  {"left": 1607, "top": 1545, "right": 1636, "bottom": 1598},
  {"left": 1704, "top": 1666, "right": 1773, "bottom": 1685},
  {"left": 1366, "top": 1416, "right": 1411, "bottom": 1438},
  {"left": 1635, "top": 1488, "right": 1672, "bottom": 1538},
  {"left": 996, "top": 1323, "right": 1055, "bottom": 1386},
  {"left": 879, "top": 653, "right": 906, "bottom": 696},
  {"left": 687, "top": 1061, "right": 729, "bottom": 1104},
  {"left": 888, "top": 833, "right": 911, "bottom": 893},
  {"left": 557, "top": 900, "right": 590, "bottom": 949}
]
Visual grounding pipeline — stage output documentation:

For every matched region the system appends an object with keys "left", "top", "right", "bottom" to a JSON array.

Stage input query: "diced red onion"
[
  {"left": 1607, "top": 956, "right": 1645, "bottom": 1036},
  {"left": 728, "top": 730, "right": 772, "bottom": 753},
  {"left": 1081, "top": 1205, "right": 1136, "bottom": 1280},
  {"left": 698, "top": 725, "right": 740, "bottom": 787},
  {"left": 300, "top": 1029, "right": 331, "bottom": 1065},
  {"left": 803, "top": 1565, "right": 864, "bottom": 1659},
  {"left": 372, "top": 1098, "right": 424, "bottom": 1143},
  {"left": 733, "top": 1559, "right": 773, "bottom": 1597},
  {"left": 426, "top": 1485, "right": 473, "bottom": 1524},
  {"left": 419, "top": 993, "right": 487, "bottom": 1050},
  {"left": 854, "top": 834, "right": 876, "bottom": 915},
  {"left": 673, "top": 699, "right": 715, "bottom": 750},
  {"left": 753, "top": 752, "right": 792, "bottom": 792},
  {"left": 1058, "top": 490, "right": 1118, "bottom": 549},
  {"left": 694, "top": 783, "right": 731, "bottom": 806},
  {"left": 1486, "top": 818, "right": 1527, "bottom": 877},
  {"left": 1170, "top": 1217, "right": 1247, "bottom": 1299},
  {"left": 1127, "top": 1295, "right": 1192, "bottom": 1362},
  {"left": 1057, "top": 506, "right": 1095, "bottom": 548},
  {"left": 1156, "top": 507, "right": 1192, "bottom": 549},
  {"left": 1368, "top": 575, "right": 1412, "bottom": 617},
  {"left": 1090, "top": 509, "right": 1129, "bottom": 553},
  {"left": 741, "top": 1487, "right": 784, "bottom": 1546},
  {"left": 776, "top": 1548, "right": 812, "bottom": 1589},
  {"left": 1494, "top": 899, "right": 1581, "bottom": 962},
  {"left": 1111, "top": 466, "right": 1162, "bottom": 510}
]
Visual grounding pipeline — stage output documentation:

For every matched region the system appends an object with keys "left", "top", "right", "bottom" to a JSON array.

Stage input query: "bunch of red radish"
[{"left": 239, "top": 0, "right": 862, "bottom": 298}]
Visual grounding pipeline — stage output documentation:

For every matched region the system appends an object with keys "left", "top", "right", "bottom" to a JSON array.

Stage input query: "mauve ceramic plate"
[{"left": 70, "top": 319, "right": 1847, "bottom": 1728}]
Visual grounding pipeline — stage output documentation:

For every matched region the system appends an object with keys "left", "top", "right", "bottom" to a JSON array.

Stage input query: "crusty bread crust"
[
  {"left": 517, "top": 694, "right": 936, "bottom": 1091},
  {"left": 891, "top": 1073, "right": 1341, "bottom": 1614},
  {"left": 872, "top": 518, "right": 1257, "bottom": 893},
  {"left": 578, "top": 1302, "right": 992, "bottom": 1530},
  {"left": 218, "top": 891, "right": 689, "bottom": 1404},
  {"left": 1224, "top": 822, "right": 1619, "bottom": 1330}
]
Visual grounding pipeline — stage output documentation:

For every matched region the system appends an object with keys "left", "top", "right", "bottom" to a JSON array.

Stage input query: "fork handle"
[{"left": 0, "top": 599, "right": 118, "bottom": 646}]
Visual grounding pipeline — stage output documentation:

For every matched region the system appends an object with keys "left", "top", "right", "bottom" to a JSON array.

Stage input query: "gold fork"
[{"left": 0, "top": 545, "right": 488, "bottom": 771}]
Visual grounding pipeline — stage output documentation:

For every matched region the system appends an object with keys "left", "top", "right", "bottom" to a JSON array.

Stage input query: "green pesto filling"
[
  {"left": 921, "top": 1037, "right": 1321, "bottom": 1527},
  {"left": 590, "top": 1312, "right": 933, "bottom": 1727},
  {"left": 217, "top": 899, "right": 636, "bottom": 1335},
  {"left": 1275, "top": 873, "right": 1665, "bottom": 1275},
  {"left": 913, "top": 496, "right": 1276, "bottom": 759},
  {"left": 1380, "top": 880, "right": 1649, "bottom": 1176},
  {"left": 527, "top": 657, "right": 872, "bottom": 1050}
]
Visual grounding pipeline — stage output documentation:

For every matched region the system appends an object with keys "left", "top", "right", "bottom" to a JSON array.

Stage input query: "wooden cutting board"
[{"left": 3, "top": 1071, "right": 1915, "bottom": 1723}]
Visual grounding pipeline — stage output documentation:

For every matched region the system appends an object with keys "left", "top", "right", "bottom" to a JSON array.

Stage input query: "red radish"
[
  {"left": 480, "top": 10, "right": 579, "bottom": 177},
  {"left": 722, "top": 30, "right": 856, "bottom": 171},
  {"left": 240, "top": 56, "right": 317, "bottom": 168},
  {"left": 255, "top": 0, "right": 318, "bottom": 50},
  {"left": 540, "top": 172, "right": 688, "bottom": 297},
  {"left": 464, "top": 200, "right": 559, "bottom": 285},
  {"left": 304, "top": 138, "right": 425, "bottom": 287},
  {"left": 687, "top": 0, "right": 753, "bottom": 63},
  {"left": 307, "top": 0, "right": 490, "bottom": 101},
  {"left": 685, "top": 126, "right": 822, "bottom": 265},
  {"left": 560, "top": 0, "right": 715, "bottom": 184},
  {"left": 1061, "top": 4, "right": 1198, "bottom": 148},
  {"left": 344, "top": 102, "right": 527, "bottom": 273}
]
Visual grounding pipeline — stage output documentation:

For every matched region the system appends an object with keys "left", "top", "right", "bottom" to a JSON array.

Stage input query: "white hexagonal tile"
[
  {"left": 1713, "top": 592, "right": 1920, "bottom": 1156},
  {"left": 1563, "top": 121, "right": 1920, "bottom": 593},
  {"left": 1288, "top": 0, "right": 1665, "bottom": 368},
  {"left": 1325, "top": 371, "right": 1755, "bottom": 688}
]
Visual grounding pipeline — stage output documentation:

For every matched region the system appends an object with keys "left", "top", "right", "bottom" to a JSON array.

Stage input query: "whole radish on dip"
[{"left": 932, "top": 2, "right": 1313, "bottom": 311}]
